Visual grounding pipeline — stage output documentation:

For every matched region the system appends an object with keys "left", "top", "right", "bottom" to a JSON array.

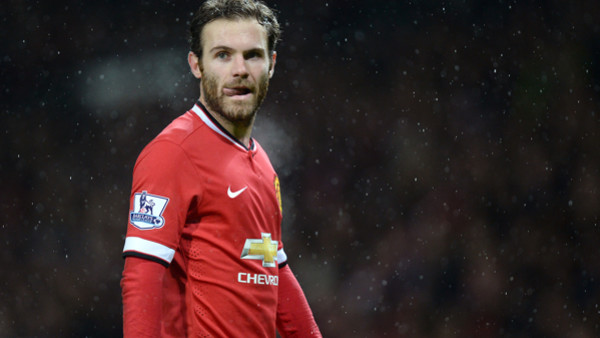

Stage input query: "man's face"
[{"left": 197, "top": 18, "right": 274, "bottom": 124}]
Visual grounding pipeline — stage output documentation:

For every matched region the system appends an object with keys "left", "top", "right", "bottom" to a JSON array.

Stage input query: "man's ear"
[
  {"left": 268, "top": 51, "right": 277, "bottom": 78},
  {"left": 188, "top": 51, "right": 202, "bottom": 79}
]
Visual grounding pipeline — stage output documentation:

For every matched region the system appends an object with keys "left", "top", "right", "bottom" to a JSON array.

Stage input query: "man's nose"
[{"left": 231, "top": 55, "right": 249, "bottom": 78}]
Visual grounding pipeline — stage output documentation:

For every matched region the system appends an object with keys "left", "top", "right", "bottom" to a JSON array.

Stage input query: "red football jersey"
[{"left": 123, "top": 102, "right": 287, "bottom": 337}]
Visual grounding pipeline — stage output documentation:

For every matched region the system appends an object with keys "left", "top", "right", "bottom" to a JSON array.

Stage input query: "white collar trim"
[{"left": 191, "top": 103, "right": 252, "bottom": 151}]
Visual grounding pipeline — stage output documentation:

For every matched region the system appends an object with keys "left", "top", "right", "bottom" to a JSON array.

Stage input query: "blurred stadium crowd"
[{"left": 2, "top": 1, "right": 600, "bottom": 336}]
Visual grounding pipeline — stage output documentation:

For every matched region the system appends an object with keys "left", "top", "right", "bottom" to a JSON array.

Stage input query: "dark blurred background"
[{"left": 2, "top": 0, "right": 600, "bottom": 336}]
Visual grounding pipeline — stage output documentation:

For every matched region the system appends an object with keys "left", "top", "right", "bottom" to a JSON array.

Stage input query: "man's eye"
[
  {"left": 217, "top": 52, "right": 229, "bottom": 59},
  {"left": 246, "top": 52, "right": 261, "bottom": 59}
]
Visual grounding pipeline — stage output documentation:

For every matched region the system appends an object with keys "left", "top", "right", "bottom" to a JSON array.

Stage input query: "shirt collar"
[{"left": 191, "top": 101, "right": 255, "bottom": 152}]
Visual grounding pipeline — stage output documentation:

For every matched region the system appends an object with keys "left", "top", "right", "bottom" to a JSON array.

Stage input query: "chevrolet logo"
[{"left": 241, "top": 233, "right": 278, "bottom": 267}]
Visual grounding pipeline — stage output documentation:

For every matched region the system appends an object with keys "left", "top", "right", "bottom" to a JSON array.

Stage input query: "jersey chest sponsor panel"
[
  {"left": 179, "top": 137, "right": 284, "bottom": 288},
  {"left": 175, "top": 111, "right": 283, "bottom": 336}
]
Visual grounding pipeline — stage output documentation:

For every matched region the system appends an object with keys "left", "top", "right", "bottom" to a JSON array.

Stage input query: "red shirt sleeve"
[
  {"left": 277, "top": 264, "right": 322, "bottom": 337},
  {"left": 121, "top": 256, "right": 166, "bottom": 338},
  {"left": 123, "top": 140, "right": 201, "bottom": 264}
]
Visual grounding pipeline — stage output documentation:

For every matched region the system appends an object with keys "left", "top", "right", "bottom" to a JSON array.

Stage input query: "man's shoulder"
[
  {"left": 154, "top": 111, "right": 204, "bottom": 145},
  {"left": 135, "top": 110, "right": 208, "bottom": 165}
]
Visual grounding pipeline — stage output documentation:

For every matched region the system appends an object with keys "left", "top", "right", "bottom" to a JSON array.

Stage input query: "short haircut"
[{"left": 190, "top": 0, "right": 281, "bottom": 58}]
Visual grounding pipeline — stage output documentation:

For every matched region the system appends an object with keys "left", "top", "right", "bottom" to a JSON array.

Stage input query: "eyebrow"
[
  {"left": 209, "top": 46, "right": 266, "bottom": 55},
  {"left": 209, "top": 45, "right": 233, "bottom": 53}
]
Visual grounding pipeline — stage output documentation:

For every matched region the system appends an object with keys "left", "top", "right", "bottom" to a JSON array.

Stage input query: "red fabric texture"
[
  {"left": 122, "top": 257, "right": 322, "bottom": 337},
  {"left": 121, "top": 257, "right": 165, "bottom": 338}
]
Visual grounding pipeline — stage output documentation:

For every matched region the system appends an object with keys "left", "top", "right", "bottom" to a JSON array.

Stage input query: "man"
[{"left": 120, "top": 1, "right": 322, "bottom": 337}]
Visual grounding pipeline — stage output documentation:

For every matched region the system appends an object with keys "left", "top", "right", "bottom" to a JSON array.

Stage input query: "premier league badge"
[{"left": 129, "top": 191, "right": 169, "bottom": 230}]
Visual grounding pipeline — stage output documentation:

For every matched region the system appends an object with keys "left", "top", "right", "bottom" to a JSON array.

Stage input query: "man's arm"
[
  {"left": 276, "top": 264, "right": 322, "bottom": 337},
  {"left": 121, "top": 256, "right": 166, "bottom": 337}
]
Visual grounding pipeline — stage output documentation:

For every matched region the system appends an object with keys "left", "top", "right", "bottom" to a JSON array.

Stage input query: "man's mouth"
[{"left": 223, "top": 86, "right": 252, "bottom": 97}]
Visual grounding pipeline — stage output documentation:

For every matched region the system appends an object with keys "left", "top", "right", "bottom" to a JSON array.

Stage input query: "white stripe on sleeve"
[
  {"left": 277, "top": 248, "right": 287, "bottom": 265},
  {"left": 123, "top": 236, "right": 176, "bottom": 264}
]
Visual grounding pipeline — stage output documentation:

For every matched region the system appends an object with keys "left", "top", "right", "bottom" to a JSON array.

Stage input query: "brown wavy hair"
[{"left": 190, "top": 0, "right": 281, "bottom": 59}]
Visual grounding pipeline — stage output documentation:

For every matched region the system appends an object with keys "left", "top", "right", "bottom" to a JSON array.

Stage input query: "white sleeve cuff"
[
  {"left": 123, "top": 236, "right": 175, "bottom": 264},
  {"left": 277, "top": 248, "right": 287, "bottom": 265}
]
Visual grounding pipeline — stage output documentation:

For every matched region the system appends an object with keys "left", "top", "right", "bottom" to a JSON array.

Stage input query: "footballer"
[{"left": 120, "top": 0, "right": 322, "bottom": 337}]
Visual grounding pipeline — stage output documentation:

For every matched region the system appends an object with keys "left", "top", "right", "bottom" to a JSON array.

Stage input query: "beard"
[{"left": 201, "top": 70, "right": 270, "bottom": 124}]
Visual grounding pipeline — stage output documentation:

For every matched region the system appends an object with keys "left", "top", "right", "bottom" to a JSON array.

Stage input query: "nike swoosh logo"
[{"left": 227, "top": 185, "right": 248, "bottom": 198}]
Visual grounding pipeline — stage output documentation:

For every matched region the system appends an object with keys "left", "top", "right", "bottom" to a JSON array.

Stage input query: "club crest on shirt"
[
  {"left": 129, "top": 191, "right": 169, "bottom": 230},
  {"left": 274, "top": 175, "right": 282, "bottom": 214}
]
